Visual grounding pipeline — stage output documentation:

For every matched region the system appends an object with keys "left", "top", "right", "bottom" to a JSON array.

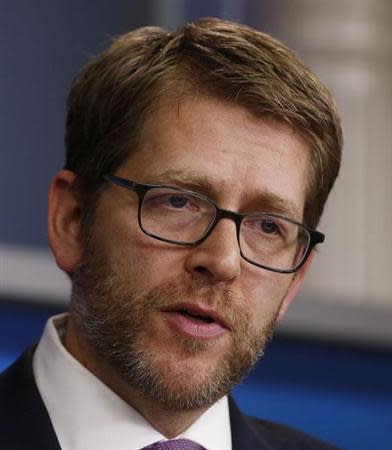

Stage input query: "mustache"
[
  {"left": 138, "top": 277, "right": 247, "bottom": 331},
  {"left": 74, "top": 248, "right": 249, "bottom": 333},
  {"left": 77, "top": 238, "right": 243, "bottom": 312}
]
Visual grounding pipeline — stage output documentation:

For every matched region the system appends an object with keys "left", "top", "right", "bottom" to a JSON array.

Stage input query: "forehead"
[{"left": 119, "top": 96, "right": 310, "bottom": 219}]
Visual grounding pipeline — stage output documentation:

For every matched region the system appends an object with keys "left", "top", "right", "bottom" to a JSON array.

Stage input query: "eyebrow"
[
  {"left": 143, "top": 169, "right": 301, "bottom": 220},
  {"left": 253, "top": 192, "right": 301, "bottom": 220},
  {"left": 144, "top": 169, "right": 216, "bottom": 195}
]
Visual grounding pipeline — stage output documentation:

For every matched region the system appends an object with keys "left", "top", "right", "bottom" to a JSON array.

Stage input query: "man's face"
[{"left": 71, "top": 96, "right": 310, "bottom": 410}]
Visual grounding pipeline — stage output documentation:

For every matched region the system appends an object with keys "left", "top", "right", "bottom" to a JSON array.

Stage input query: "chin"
[{"left": 113, "top": 336, "right": 261, "bottom": 411}]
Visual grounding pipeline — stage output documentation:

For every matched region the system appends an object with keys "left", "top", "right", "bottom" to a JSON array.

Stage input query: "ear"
[
  {"left": 276, "top": 251, "right": 315, "bottom": 322},
  {"left": 47, "top": 170, "right": 82, "bottom": 273}
]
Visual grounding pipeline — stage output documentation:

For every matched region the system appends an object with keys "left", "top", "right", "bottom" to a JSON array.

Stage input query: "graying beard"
[
  {"left": 73, "top": 290, "right": 271, "bottom": 411},
  {"left": 70, "top": 249, "right": 276, "bottom": 411}
]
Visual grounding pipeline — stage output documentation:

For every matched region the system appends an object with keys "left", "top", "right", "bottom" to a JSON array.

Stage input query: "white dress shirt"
[{"left": 33, "top": 314, "right": 232, "bottom": 450}]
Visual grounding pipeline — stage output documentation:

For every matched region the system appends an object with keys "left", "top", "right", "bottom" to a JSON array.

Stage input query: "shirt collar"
[{"left": 33, "top": 313, "right": 232, "bottom": 450}]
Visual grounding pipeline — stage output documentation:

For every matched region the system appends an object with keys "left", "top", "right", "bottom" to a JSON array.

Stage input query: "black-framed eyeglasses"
[{"left": 104, "top": 174, "right": 325, "bottom": 274}]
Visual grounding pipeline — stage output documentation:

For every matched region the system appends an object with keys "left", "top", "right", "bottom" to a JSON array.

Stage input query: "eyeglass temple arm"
[
  {"left": 311, "top": 230, "right": 325, "bottom": 245},
  {"left": 104, "top": 174, "right": 136, "bottom": 191}
]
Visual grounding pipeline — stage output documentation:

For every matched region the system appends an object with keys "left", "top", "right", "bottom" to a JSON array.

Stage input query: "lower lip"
[{"left": 163, "top": 312, "right": 227, "bottom": 340}]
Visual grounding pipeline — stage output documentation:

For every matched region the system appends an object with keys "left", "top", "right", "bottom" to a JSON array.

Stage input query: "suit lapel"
[
  {"left": 229, "top": 396, "right": 274, "bottom": 450},
  {"left": 0, "top": 347, "right": 61, "bottom": 450},
  {"left": 3, "top": 350, "right": 278, "bottom": 450}
]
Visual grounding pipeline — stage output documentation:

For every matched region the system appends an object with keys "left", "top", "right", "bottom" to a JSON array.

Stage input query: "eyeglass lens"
[{"left": 140, "top": 187, "right": 309, "bottom": 271}]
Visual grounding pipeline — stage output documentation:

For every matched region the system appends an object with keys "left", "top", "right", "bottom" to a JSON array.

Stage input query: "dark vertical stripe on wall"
[{"left": 0, "top": 1, "right": 150, "bottom": 248}]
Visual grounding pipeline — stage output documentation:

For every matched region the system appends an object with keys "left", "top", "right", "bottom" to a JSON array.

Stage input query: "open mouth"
[
  {"left": 162, "top": 303, "right": 229, "bottom": 339},
  {"left": 162, "top": 303, "right": 229, "bottom": 329},
  {"left": 178, "top": 309, "right": 215, "bottom": 324}
]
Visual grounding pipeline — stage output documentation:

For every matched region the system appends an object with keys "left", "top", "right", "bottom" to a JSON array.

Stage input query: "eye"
[
  {"left": 168, "top": 195, "right": 189, "bottom": 208},
  {"left": 260, "top": 219, "right": 279, "bottom": 234}
]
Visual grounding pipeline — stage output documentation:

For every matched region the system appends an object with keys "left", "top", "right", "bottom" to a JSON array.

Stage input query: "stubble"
[{"left": 70, "top": 239, "right": 277, "bottom": 411}]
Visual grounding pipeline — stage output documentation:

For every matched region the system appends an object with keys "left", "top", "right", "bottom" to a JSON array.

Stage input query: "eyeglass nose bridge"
[{"left": 197, "top": 206, "right": 244, "bottom": 245}]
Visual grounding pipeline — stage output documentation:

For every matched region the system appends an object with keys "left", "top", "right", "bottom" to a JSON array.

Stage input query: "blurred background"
[{"left": 0, "top": 1, "right": 391, "bottom": 449}]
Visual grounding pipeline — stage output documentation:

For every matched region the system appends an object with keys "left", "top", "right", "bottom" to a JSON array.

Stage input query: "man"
[{"left": 0, "top": 18, "right": 342, "bottom": 450}]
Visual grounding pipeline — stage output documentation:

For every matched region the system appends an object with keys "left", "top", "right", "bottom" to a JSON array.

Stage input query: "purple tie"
[{"left": 142, "top": 438, "right": 204, "bottom": 450}]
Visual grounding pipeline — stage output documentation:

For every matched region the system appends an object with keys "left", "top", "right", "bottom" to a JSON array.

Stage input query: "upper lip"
[{"left": 162, "top": 303, "right": 231, "bottom": 330}]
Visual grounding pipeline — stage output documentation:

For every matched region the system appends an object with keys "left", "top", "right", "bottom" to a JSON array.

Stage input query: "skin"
[{"left": 48, "top": 95, "right": 314, "bottom": 437}]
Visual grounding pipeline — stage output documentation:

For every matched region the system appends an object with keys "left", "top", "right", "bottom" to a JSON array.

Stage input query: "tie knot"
[{"left": 142, "top": 438, "right": 204, "bottom": 450}]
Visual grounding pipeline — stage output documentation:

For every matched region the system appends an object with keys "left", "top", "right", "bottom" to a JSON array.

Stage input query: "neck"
[{"left": 64, "top": 312, "right": 208, "bottom": 438}]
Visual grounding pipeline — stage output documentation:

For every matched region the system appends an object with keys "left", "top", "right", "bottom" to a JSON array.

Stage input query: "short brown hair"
[{"left": 65, "top": 17, "right": 342, "bottom": 230}]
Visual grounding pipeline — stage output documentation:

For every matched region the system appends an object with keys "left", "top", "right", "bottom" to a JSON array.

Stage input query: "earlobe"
[
  {"left": 276, "top": 251, "right": 315, "bottom": 321},
  {"left": 47, "top": 170, "right": 82, "bottom": 273}
]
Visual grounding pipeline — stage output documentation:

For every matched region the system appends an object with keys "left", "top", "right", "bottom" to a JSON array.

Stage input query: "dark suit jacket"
[{"left": 0, "top": 348, "right": 339, "bottom": 450}]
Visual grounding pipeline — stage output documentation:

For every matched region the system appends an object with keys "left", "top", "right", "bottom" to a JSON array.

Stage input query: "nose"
[{"left": 184, "top": 218, "right": 241, "bottom": 282}]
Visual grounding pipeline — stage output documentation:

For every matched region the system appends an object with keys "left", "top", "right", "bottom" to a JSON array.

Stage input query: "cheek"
[
  {"left": 107, "top": 225, "right": 187, "bottom": 292},
  {"left": 242, "top": 271, "right": 293, "bottom": 324},
  {"left": 93, "top": 197, "right": 188, "bottom": 291}
]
